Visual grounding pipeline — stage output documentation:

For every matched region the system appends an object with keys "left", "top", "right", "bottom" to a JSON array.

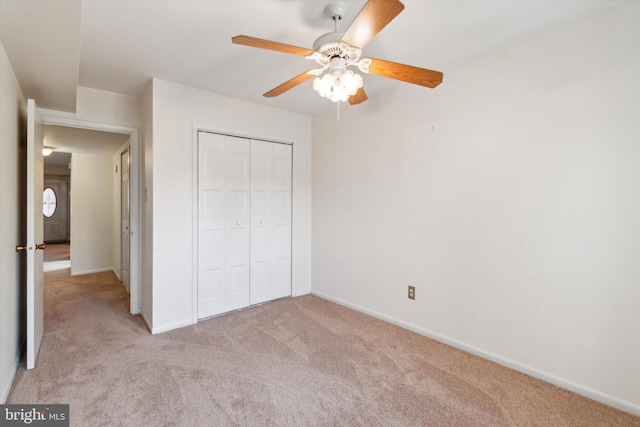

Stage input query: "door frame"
[
  {"left": 41, "top": 113, "right": 141, "bottom": 315},
  {"left": 192, "top": 124, "right": 293, "bottom": 323}
]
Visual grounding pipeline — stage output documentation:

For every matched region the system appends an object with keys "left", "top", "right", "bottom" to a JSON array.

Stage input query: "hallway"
[
  {"left": 44, "top": 243, "right": 71, "bottom": 273},
  {"left": 44, "top": 243, "right": 70, "bottom": 262}
]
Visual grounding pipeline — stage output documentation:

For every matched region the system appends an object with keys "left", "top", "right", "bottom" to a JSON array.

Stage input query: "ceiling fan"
[{"left": 231, "top": 0, "right": 443, "bottom": 105}]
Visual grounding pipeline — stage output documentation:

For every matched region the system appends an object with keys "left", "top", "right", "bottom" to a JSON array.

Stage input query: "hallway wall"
[{"left": 70, "top": 153, "right": 114, "bottom": 276}]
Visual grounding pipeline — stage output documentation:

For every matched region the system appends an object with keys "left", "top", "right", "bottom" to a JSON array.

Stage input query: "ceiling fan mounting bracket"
[{"left": 324, "top": 2, "right": 346, "bottom": 22}]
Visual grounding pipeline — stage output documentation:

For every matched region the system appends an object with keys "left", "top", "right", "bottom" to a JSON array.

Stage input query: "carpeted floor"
[{"left": 7, "top": 268, "right": 640, "bottom": 426}]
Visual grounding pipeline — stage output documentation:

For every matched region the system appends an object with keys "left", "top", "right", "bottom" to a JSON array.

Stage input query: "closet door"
[
  {"left": 250, "top": 140, "right": 292, "bottom": 305},
  {"left": 225, "top": 138, "right": 251, "bottom": 311},
  {"left": 271, "top": 143, "right": 292, "bottom": 299},
  {"left": 198, "top": 133, "right": 250, "bottom": 318}
]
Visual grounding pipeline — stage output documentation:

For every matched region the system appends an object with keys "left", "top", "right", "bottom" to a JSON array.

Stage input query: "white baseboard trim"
[
  {"left": 70, "top": 267, "right": 113, "bottom": 276},
  {"left": 312, "top": 291, "right": 640, "bottom": 418},
  {"left": 1, "top": 338, "right": 25, "bottom": 404},
  {"left": 140, "top": 310, "right": 152, "bottom": 333},
  {"left": 151, "top": 318, "right": 196, "bottom": 335},
  {"left": 292, "top": 288, "right": 311, "bottom": 297},
  {"left": 112, "top": 267, "right": 121, "bottom": 281}
]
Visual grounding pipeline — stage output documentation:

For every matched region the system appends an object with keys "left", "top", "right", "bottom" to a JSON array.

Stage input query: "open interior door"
[{"left": 17, "top": 99, "right": 45, "bottom": 369}]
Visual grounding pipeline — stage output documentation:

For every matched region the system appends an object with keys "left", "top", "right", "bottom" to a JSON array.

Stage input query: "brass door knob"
[
  {"left": 16, "top": 245, "right": 27, "bottom": 252},
  {"left": 36, "top": 243, "right": 46, "bottom": 250}
]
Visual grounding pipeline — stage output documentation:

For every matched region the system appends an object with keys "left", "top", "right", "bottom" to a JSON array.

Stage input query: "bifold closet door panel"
[
  {"left": 271, "top": 143, "right": 292, "bottom": 300},
  {"left": 250, "top": 140, "right": 272, "bottom": 305},
  {"left": 198, "top": 132, "right": 251, "bottom": 319},
  {"left": 250, "top": 140, "right": 292, "bottom": 305},
  {"left": 225, "top": 138, "right": 251, "bottom": 312},
  {"left": 198, "top": 132, "right": 227, "bottom": 318}
]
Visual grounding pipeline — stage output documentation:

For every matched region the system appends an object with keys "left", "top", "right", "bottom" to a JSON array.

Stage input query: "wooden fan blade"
[
  {"left": 264, "top": 72, "right": 315, "bottom": 97},
  {"left": 368, "top": 58, "right": 443, "bottom": 88},
  {"left": 349, "top": 88, "right": 368, "bottom": 105},
  {"left": 341, "top": 0, "right": 405, "bottom": 49},
  {"left": 232, "top": 35, "right": 314, "bottom": 57}
]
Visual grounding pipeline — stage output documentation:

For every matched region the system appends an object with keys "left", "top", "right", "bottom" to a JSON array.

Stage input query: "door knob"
[
  {"left": 16, "top": 245, "right": 27, "bottom": 252},
  {"left": 36, "top": 243, "right": 46, "bottom": 250}
]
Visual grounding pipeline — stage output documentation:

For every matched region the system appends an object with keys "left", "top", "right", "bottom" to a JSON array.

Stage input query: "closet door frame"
[{"left": 192, "top": 125, "right": 293, "bottom": 323}]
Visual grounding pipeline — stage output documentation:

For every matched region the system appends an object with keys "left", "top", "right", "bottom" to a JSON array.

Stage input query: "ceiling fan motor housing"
[
  {"left": 313, "top": 31, "right": 345, "bottom": 55},
  {"left": 313, "top": 2, "right": 350, "bottom": 57}
]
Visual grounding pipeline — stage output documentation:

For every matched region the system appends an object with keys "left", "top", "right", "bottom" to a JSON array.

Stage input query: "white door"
[
  {"left": 250, "top": 141, "right": 292, "bottom": 304},
  {"left": 270, "top": 143, "right": 293, "bottom": 299},
  {"left": 121, "top": 149, "right": 130, "bottom": 293},
  {"left": 198, "top": 133, "right": 226, "bottom": 317},
  {"left": 24, "top": 99, "right": 45, "bottom": 369},
  {"left": 225, "top": 138, "right": 251, "bottom": 311},
  {"left": 198, "top": 132, "right": 250, "bottom": 318}
]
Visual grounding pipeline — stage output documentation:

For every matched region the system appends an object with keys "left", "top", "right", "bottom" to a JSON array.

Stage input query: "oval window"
[{"left": 43, "top": 187, "right": 57, "bottom": 218}]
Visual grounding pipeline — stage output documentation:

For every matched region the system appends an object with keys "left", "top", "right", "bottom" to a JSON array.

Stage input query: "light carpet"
[{"left": 7, "top": 268, "right": 640, "bottom": 426}]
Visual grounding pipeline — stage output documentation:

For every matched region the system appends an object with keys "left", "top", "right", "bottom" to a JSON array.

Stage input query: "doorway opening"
[{"left": 40, "top": 116, "right": 140, "bottom": 315}]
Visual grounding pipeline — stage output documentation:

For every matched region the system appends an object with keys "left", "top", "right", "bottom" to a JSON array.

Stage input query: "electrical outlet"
[{"left": 408, "top": 285, "right": 415, "bottom": 300}]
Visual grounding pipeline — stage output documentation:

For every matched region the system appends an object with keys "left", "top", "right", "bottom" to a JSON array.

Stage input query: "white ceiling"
[
  {"left": 43, "top": 124, "right": 129, "bottom": 164},
  {"left": 44, "top": 125, "right": 130, "bottom": 155},
  {"left": 0, "top": 0, "right": 620, "bottom": 117}
]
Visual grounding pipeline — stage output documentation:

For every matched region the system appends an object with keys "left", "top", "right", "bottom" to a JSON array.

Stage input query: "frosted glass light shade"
[{"left": 313, "top": 70, "right": 363, "bottom": 102}]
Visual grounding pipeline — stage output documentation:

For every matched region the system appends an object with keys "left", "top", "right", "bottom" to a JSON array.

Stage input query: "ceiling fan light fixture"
[{"left": 313, "top": 69, "right": 363, "bottom": 103}]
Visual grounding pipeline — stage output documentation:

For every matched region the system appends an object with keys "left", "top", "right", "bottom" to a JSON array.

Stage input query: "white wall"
[
  {"left": 146, "top": 79, "right": 312, "bottom": 333},
  {"left": 0, "top": 41, "right": 26, "bottom": 403},
  {"left": 70, "top": 153, "right": 114, "bottom": 276},
  {"left": 41, "top": 87, "right": 141, "bottom": 130},
  {"left": 312, "top": 2, "right": 639, "bottom": 415},
  {"left": 76, "top": 87, "right": 141, "bottom": 129}
]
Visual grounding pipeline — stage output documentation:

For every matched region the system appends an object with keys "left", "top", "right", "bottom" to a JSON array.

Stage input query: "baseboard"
[
  {"left": 1, "top": 338, "right": 25, "bottom": 404},
  {"left": 70, "top": 267, "right": 113, "bottom": 276},
  {"left": 312, "top": 291, "right": 640, "bottom": 418},
  {"left": 112, "top": 267, "right": 121, "bottom": 281},
  {"left": 292, "top": 288, "right": 311, "bottom": 297},
  {"left": 150, "top": 318, "right": 195, "bottom": 335}
]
